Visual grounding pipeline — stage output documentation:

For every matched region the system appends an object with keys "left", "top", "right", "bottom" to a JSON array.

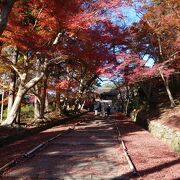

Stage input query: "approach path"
[
  {"left": 0, "top": 114, "right": 131, "bottom": 179},
  {"left": 0, "top": 113, "right": 179, "bottom": 179}
]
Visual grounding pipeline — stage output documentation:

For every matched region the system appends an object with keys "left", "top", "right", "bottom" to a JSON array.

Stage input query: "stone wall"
[
  {"left": 148, "top": 121, "right": 180, "bottom": 152},
  {"left": 130, "top": 108, "right": 180, "bottom": 153}
]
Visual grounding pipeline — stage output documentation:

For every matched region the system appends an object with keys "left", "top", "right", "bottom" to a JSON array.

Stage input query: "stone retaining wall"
[
  {"left": 131, "top": 109, "right": 180, "bottom": 153},
  {"left": 148, "top": 121, "right": 180, "bottom": 153}
]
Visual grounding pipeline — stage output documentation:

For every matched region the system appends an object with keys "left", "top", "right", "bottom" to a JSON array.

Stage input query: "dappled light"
[{"left": 0, "top": 0, "right": 179, "bottom": 179}]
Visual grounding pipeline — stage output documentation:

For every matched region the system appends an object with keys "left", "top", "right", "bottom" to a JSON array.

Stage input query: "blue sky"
[
  {"left": 143, "top": 55, "right": 155, "bottom": 67},
  {"left": 100, "top": 5, "right": 154, "bottom": 86},
  {"left": 121, "top": 7, "right": 141, "bottom": 25},
  {"left": 110, "top": 5, "right": 142, "bottom": 27}
]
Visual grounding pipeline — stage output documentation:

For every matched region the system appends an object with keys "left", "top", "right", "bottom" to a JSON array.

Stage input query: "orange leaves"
[
  {"left": 144, "top": 0, "right": 180, "bottom": 34},
  {"left": 141, "top": 0, "right": 180, "bottom": 61},
  {"left": 56, "top": 80, "right": 68, "bottom": 90}
]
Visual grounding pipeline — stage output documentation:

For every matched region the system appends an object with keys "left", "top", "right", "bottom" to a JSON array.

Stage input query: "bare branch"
[{"left": 32, "top": 5, "right": 45, "bottom": 30}]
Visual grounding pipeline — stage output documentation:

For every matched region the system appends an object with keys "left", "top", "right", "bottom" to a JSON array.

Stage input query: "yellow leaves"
[{"left": 0, "top": 62, "right": 9, "bottom": 74}]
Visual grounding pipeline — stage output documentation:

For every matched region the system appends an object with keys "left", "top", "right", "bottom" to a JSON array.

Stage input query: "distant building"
[{"left": 94, "top": 87, "right": 120, "bottom": 112}]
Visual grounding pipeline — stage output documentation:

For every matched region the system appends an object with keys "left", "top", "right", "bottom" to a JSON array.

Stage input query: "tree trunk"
[
  {"left": 80, "top": 100, "right": 85, "bottom": 111},
  {"left": 2, "top": 72, "right": 46, "bottom": 125},
  {"left": 0, "top": 91, "right": 5, "bottom": 121},
  {"left": 34, "top": 95, "right": 41, "bottom": 119},
  {"left": 1, "top": 56, "right": 48, "bottom": 126},
  {"left": 124, "top": 86, "right": 130, "bottom": 115},
  {"left": 15, "top": 105, "right": 21, "bottom": 125},
  {"left": 125, "top": 98, "right": 130, "bottom": 116},
  {"left": 118, "top": 89, "right": 125, "bottom": 112},
  {"left": 40, "top": 73, "right": 48, "bottom": 118},
  {"left": 40, "top": 91, "right": 46, "bottom": 118},
  {"left": 55, "top": 90, "right": 60, "bottom": 113},
  {"left": 7, "top": 50, "right": 18, "bottom": 116},
  {"left": 45, "top": 94, "right": 49, "bottom": 112},
  {"left": 1, "top": 86, "right": 26, "bottom": 125},
  {"left": 74, "top": 97, "right": 81, "bottom": 112},
  {"left": 0, "top": 74, "right": 6, "bottom": 121},
  {"left": 159, "top": 69, "right": 176, "bottom": 107},
  {"left": 7, "top": 75, "right": 16, "bottom": 116}
]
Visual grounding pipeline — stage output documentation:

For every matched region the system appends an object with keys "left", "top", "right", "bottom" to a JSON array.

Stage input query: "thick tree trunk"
[
  {"left": 2, "top": 73, "right": 46, "bottom": 125},
  {"left": 159, "top": 69, "right": 176, "bottom": 107},
  {"left": 7, "top": 50, "right": 18, "bottom": 116},
  {"left": 7, "top": 75, "right": 16, "bottom": 116},
  {"left": 1, "top": 55, "right": 48, "bottom": 126},
  {"left": 1, "top": 86, "right": 26, "bottom": 125}
]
